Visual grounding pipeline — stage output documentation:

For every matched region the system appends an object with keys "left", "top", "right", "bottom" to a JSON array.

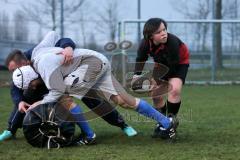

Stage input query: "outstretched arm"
[
  {"left": 33, "top": 31, "right": 59, "bottom": 53},
  {"left": 134, "top": 39, "right": 149, "bottom": 75},
  {"left": 25, "top": 33, "right": 76, "bottom": 64}
]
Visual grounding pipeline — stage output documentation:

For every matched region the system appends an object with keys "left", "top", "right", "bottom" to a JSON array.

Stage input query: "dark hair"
[
  {"left": 143, "top": 18, "right": 167, "bottom": 40},
  {"left": 5, "top": 49, "right": 27, "bottom": 67}
]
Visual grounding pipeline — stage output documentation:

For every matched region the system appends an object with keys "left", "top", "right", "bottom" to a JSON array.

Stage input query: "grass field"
[{"left": 0, "top": 85, "right": 240, "bottom": 160}]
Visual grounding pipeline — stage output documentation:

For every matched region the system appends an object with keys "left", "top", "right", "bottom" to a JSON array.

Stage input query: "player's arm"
[
  {"left": 55, "top": 37, "right": 76, "bottom": 64},
  {"left": 32, "top": 31, "right": 59, "bottom": 55},
  {"left": 31, "top": 31, "right": 73, "bottom": 64},
  {"left": 132, "top": 40, "right": 149, "bottom": 81},
  {"left": 25, "top": 36, "right": 76, "bottom": 65},
  {"left": 24, "top": 37, "right": 76, "bottom": 59},
  {"left": 10, "top": 82, "right": 24, "bottom": 107},
  {"left": 40, "top": 69, "right": 67, "bottom": 104},
  {"left": 18, "top": 101, "right": 30, "bottom": 113},
  {"left": 26, "top": 100, "right": 42, "bottom": 111},
  {"left": 40, "top": 90, "right": 64, "bottom": 105},
  {"left": 134, "top": 39, "right": 149, "bottom": 75}
]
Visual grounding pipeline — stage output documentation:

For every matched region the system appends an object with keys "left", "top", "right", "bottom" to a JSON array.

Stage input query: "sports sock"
[
  {"left": 167, "top": 101, "right": 181, "bottom": 116},
  {"left": 70, "top": 105, "right": 94, "bottom": 138},
  {"left": 136, "top": 100, "right": 170, "bottom": 129}
]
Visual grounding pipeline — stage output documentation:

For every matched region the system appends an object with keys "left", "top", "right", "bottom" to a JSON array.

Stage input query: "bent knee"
[
  {"left": 169, "top": 89, "right": 181, "bottom": 100},
  {"left": 58, "top": 95, "right": 74, "bottom": 109}
]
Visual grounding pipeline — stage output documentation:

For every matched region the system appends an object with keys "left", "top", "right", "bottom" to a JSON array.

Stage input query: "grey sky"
[
  {"left": 0, "top": 0, "right": 180, "bottom": 21},
  {"left": 123, "top": 0, "right": 182, "bottom": 20}
]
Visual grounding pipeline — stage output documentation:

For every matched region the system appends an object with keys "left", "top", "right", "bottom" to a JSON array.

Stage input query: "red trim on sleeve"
[{"left": 179, "top": 44, "right": 189, "bottom": 64}]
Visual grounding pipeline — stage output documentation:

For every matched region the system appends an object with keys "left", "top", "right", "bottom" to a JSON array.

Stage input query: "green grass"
[
  {"left": 187, "top": 68, "right": 240, "bottom": 81},
  {"left": 0, "top": 70, "right": 11, "bottom": 82},
  {"left": 0, "top": 85, "right": 240, "bottom": 160}
]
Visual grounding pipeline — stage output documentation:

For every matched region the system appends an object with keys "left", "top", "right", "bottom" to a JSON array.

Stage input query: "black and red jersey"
[{"left": 134, "top": 33, "right": 189, "bottom": 74}]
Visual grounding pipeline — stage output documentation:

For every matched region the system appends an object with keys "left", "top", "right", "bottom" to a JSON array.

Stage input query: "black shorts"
[{"left": 153, "top": 64, "right": 189, "bottom": 84}]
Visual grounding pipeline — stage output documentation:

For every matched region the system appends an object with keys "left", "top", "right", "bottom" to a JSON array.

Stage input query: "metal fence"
[{"left": 117, "top": 19, "right": 240, "bottom": 84}]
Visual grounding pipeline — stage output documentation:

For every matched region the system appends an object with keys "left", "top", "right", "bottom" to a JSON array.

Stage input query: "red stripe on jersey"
[{"left": 179, "top": 44, "right": 189, "bottom": 64}]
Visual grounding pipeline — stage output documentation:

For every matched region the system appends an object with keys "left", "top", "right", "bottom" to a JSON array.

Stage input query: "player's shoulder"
[
  {"left": 168, "top": 33, "right": 180, "bottom": 41},
  {"left": 167, "top": 33, "right": 183, "bottom": 46},
  {"left": 138, "top": 38, "right": 150, "bottom": 52}
]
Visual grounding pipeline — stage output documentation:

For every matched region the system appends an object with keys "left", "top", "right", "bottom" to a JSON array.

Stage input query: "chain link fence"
[{"left": 117, "top": 19, "right": 240, "bottom": 84}]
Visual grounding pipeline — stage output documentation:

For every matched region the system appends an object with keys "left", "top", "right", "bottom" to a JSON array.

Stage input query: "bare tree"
[
  {"left": 223, "top": 0, "right": 240, "bottom": 51},
  {"left": 170, "top": 0, "right": 211, "bottom": 51},
  {"left": 0, "top": 11, "right": 11, "bottom": 40},
  {"left": 63, "top": 1, "right": 93, "bottom": 47},
  {"left": 61, "top": 0, "right": 85, "bottom": 20},
  {"left": 21, "top": 0, "right": 85, "bottom": 31},
  {"left": 170, "top": 0, "right": 226, "bottom": 69},
  {"left": 96, "top": 0, "right": 120, "bottom": 42},
  {"left": 13, "top": 10, "right": 29, "bottom": 41},
  {"left": 88, "top": 33, "right": 98, "bottom": 50},
  {"left": 215, "top": 0, "right": 223, "bottom": 69},
  {"left": 21, "top": 0, "right": 58, "bottom": 30}
]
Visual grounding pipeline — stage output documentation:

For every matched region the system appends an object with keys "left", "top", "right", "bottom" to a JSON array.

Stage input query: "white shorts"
[{"left": 64, "top": 55, "right": 122, "bottom": 101}]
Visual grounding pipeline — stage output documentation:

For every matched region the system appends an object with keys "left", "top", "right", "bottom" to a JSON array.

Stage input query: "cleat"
[
  {"left": 0, "top": 130, "right": 13, "bottom": 141},
  {"left": 76, "top": 133, "right": 96, "bottom": 145},
  {"left": 152, "top": 116, "right": 179, "bottom": 140},
  {"left": 123, "top": 126, "right": 137, "bottom": 137}
]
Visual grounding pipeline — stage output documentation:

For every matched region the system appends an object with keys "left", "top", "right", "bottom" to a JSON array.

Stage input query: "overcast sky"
[
  {"left": 0, "top": 0, "right": 181, "bottom": 21},
  {"left": 122, "top": 0, "right": 182, "bottom": 20}
]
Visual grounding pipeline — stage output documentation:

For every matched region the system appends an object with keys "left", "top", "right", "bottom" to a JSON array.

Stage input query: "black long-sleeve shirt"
[{"left": 134, "top": 33, "right": 189, "bottom": 75}]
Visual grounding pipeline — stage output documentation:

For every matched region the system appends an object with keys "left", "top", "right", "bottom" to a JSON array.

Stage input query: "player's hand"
[
  {"left": 18, "top": 101, "right": 31, "bottom": 113},
  {"left": 27, "top": 101, "right": 42, "bottom": 111},
  {"left": 131, "top": 75, "right": 141, "bottom": 85},
  {"left": 150, "top": 78, "right": 157, "bottom": 89},
  {"left": 131, "top": 74, "right": 142, "bottom": 90},
  {"left": 58, "top": 47, "right": 74, "bottom": 65}
]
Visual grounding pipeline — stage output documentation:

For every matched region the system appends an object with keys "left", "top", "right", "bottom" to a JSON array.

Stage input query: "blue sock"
[
  {"left": 70, "top": 105, "right": 94, "bottom": 138},
  {"left": 136, "top": 100, "right": 171, "bottom": 128}
]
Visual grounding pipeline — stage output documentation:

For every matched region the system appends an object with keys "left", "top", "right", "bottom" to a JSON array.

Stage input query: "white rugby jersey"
[{"left": 31, "top": 31, "right": 109, "bottom": 103}]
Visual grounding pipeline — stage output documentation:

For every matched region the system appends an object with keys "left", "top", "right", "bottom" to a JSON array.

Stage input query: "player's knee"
[
  {"left": 57, "top": 95, "right": 74, "bottom": 110},
  {"left": 111, "top": 95, "right": 135, "bottom": 109},
  {"left": 169, "top": 89, "right": 181, "bottom": 100}
]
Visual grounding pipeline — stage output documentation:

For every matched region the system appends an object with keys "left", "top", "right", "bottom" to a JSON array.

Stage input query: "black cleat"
[
  {"left": 75, "top": 133, "right": 97, "bottom": 145},
  {"left": 152, "top": 116, "right": 179, "bottom": 140}
]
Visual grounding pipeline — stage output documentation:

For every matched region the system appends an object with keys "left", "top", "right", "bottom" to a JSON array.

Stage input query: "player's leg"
[
  {"left": 167, "top": 78, "right": 183, "bottom": 116},
  {"left": 151, "top": 80, "right": 167, "bottom": 115},
  {"left": 111, "top": 94, "right": 173, "bottom": 129},
  {"left": 58, "top": 95, "right": 96, "bottom": 144},
  {"left": 82, "top": 90, "right": 137, "bottom": 136},
  {"left": 96, "top": 69, "right": 177, "bottom": 139},
  {"left": 167, "top": 64, "right": 189, "bottom": 117},
  {"left": 0, "top": 105, "right": 18, "bottom": 141},
  {"left": 96, "top": 69, "right": 174, "bottom": 129}
]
